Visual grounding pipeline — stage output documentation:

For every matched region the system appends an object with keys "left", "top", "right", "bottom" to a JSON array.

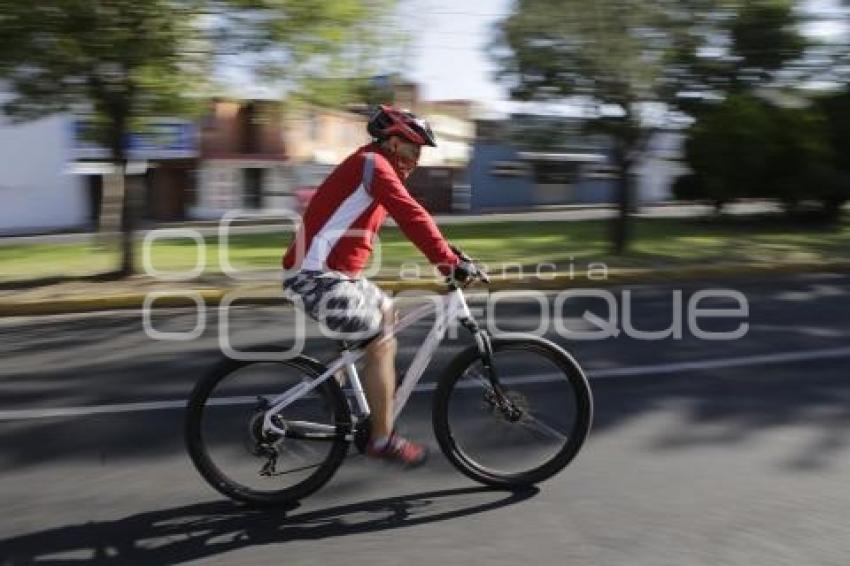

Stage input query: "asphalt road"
[{"left": 1, "top": 274, "right": 849, "bottom": 565}]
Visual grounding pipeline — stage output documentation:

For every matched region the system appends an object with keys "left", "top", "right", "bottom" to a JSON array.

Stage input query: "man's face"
[{"left": 388, "top": 136, "right": 422, "bottom": 179}]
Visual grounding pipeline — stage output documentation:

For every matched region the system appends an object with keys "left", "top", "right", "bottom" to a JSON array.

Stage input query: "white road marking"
[
  {"left": 1, "top": 346, "right": 849, "bottom": 421},
  {"left": 588, "top": 345, "right": 850, "bottom": 378},
  {"left": 0, "top": 400, "right": 187, "bottom": 420}
]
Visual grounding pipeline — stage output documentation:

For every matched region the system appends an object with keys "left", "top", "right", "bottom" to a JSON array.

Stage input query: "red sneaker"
[{"left": 366, "top": 434, "right": 428, "bottom": 468}]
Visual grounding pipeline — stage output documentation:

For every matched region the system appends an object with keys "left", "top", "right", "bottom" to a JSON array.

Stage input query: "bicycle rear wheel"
[
  {"left": 185, "top": 353, "right": 351, "bottom": 507},
  {"left": 433, "top": 335, "right": 592, "bottom": 488}
]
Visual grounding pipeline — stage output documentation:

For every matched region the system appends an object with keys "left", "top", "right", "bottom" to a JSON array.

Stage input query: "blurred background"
[
  {"left": 2, "top": 2, "right": 850, "bottom": 565},
  {"left": 0, "top": 0, "right": 847, "bottom": 288}
]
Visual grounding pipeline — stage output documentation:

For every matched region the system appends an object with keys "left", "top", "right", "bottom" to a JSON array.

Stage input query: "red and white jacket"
[{"left": 282, "top": 143, "right": 458, "bottom": 276}]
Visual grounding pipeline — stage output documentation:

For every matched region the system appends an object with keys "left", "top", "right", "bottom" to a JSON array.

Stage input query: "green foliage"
[
  {"left": 492, "top": 0, "right": 808, "bottom": 116},
  {"left": 235, "top": 0, "right": 402, "bottom": 107},
  {"left": 493, "top": 0, "right": 844, "bottom": 224},
  {"left": 0, "top": 1, "right": 209, "bottom": 150},
  {"left": 760, "top": 102, "right": 835, "bottom": 207},
  {"left": 492, "top": 0, "right": 674, "bottom": 144},
  {"left": 671, "top": 173, "right": 705, "bottom": 202},
  {"left": 494, "top": 1, "right": 667, "bottom": 102},
  {"left": 666, "top": 0, "right": 808, "bottom": 103},
  {"left": 815, "top": 88, "right": 850, "bottom": 175},
  {"left": 681, "top": 93, "right": 849, "bottom": 216},
  {"left": 684, "top": 94, "right": 772, "bottom": 206},
  {"left": 671, "top": 2, "right": 847, "bottom": 218},
  {"left": 491, "top": 0, "right": 684, "bottom": 252},
  {"left": 0, "top": 0, "right": 397, "bottom": 275},
  {"left": 0, "top": 0, "right": 397, "bottom": 152},
  {"left": 731, "top": 1, "right": 806, "bottom": 77}
]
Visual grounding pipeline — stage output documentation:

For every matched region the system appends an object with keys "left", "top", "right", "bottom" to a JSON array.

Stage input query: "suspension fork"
[{"left": 463, "top": 321, "right": 521, "bottom": 419}]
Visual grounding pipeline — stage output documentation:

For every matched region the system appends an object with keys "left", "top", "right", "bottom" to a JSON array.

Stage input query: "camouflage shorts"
[{"left": 282, "top": 270, "right": 390, "bottom": 342}]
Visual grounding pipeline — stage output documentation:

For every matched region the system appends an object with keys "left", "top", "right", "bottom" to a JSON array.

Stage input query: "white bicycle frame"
[{"left": 261, "top": 288, "right": 481, "bottom": 439}]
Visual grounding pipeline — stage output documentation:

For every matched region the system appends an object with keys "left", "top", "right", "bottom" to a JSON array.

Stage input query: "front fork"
[{"left": 462, "top": 320, "right": 523, "bottom": 422}]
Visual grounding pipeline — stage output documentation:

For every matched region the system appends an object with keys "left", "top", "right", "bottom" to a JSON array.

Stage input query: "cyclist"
[{"left": 282, "top": 104, "right": 474, "bottom": 467}]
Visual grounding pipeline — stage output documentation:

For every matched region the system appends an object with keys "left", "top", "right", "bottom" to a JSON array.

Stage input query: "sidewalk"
[{"left": 3, "top": 259, "right": 849, "bottom": 317}]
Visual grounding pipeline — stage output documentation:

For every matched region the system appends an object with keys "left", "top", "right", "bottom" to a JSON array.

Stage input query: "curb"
[{"left": 2, "top": 261, "right": 850, "bottom": 317}]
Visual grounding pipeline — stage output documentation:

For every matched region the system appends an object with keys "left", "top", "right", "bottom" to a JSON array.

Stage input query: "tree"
[
  {"left": 816, "top": 88, "right": 850, "bottom": 177},
  {"left": 492, "top": 1, "right": 812, "bottom": 252},
  {"left": 672, "top": 2, "right": 849, "bottom": 218},
  {"left": 761, "top": 102, "right": 839, "bottom": 214},
  {"left": 682, "top": 94, "right": 845, "bottom": 217},
  {"left": 0, "top": 0, "right": 395, "bottom": 276},
  {"left": 492, "top": 1, "right": 686, "bottom": 253},
  {"left": 667, "top": 0, "right": 806, "bottom": 99},
  {"left": 683, "top": 94, "right": 772, "bottom": 210}
]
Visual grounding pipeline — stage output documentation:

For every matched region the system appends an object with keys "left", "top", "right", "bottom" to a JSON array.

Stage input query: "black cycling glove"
[{"left": 451, "top": 259, "right": 476, "bottom": 284}]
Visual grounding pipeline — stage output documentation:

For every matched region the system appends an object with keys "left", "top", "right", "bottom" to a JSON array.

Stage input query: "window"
[{"left": 491, "top": 161, "right": 530, "bottom": 177}]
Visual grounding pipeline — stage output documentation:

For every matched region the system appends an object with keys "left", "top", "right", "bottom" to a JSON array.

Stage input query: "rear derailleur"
[{"left": 248, "top": 397, "right": 283, "bottom": 476}]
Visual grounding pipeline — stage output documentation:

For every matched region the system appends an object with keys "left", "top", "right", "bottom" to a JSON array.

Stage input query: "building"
[
  {"left": 0, "top": 88, "right": 86, "bottom": 234},
  {"left": 1, "top": 89, "right": 471, "bottom": 230},
  {"left": 282, "top": 102, "right": 371, "bottom": 200},
  {"left": 633, "top": 131, "right": 690, "bottom": 203},
  {"left": 467, "top": 114, "right": 684, "bottom": 212},
  {"left": 1, "top": 93, "right": 303, "bottom": 232},
  {"left": 71, "top": 116, "right": 199, "bottom": 223},
  {"left": 468, "top": 116, "right": 609, "bottom": 212},
  {"left": 0, "top": 89, "right": 199, "bottom": 234},
  {"left": 192, "top": 98, "right": 291, "bottom": 218}
]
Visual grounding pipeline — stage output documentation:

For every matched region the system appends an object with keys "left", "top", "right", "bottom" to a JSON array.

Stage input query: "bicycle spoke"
[
  {"left": 515, "top": 412, "right": 568, "bottom": 442},
  {"left": 439, "top": 340, "right": 590, "bottom": 483},
  {"left": 189, "top": 360, "right": 348, "bottom": 502}
]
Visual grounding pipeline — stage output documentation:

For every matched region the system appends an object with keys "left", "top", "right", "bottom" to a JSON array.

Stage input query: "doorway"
[{"left": 243, "top": 168, "right": 264, "bottom": 209}]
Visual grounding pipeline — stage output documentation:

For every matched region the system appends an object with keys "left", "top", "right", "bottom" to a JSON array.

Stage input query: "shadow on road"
[{"left": 0, "top": 486, "right": 538, "bottom": 565}]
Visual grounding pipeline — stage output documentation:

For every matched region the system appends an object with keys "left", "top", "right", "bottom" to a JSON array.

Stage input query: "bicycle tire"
[
  {"left": 432, "top": 334, "right": 592, "bottom": 488},
  {"left": 185, "top": 350, "right": 351, "bottom": 507}
]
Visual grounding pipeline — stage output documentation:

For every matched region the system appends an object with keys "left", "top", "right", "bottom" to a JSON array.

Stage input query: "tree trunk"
[
  {"left": 119, "top": 175, "right": 134, "bottom": 277},
  {"left": 108, "top": 112, "right": 134, "bottom": 277},
  {"left": 611, "top": 152, "right": 632, "bottom": 255}
]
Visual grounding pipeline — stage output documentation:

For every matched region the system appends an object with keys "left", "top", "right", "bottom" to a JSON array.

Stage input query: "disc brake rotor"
[{"left": 483, "top": 389, "right": 530, "bottom": 422}]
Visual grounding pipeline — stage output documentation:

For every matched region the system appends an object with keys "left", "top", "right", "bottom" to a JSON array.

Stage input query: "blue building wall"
[
  {"left": 572, "top": 146, "right": 617, "bottom": 204},
  {"left": 572, "top": 178, "right": 617, "bottom": 204},
  {"left": 470, "top": 141, "right": 619, "bottom": 210},
  {"left": 469, "top": 143, "right": 535, "bottom": 212}
]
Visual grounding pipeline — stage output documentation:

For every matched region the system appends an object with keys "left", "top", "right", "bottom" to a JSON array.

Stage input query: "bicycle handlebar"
[{"left": 449, "top": 244, "right": 490, "bottom": 286}]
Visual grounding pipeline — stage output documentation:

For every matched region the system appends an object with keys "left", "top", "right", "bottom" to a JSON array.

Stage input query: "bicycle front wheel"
[
  {"left": 185, "top": 353, "right": 351, "bottom": 507},
  {"left": 433, "top": 335, "right": 592, "bottom": 488}
]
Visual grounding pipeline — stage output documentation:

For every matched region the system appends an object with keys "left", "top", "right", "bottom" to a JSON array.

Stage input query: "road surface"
[{"left": 1, "top": 274, "right": 849, "bottom": 565}]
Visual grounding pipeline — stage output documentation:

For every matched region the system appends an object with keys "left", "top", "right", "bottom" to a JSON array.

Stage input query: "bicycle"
[{"left": 185, "top": 257, "right": 593, "bottom": 507}]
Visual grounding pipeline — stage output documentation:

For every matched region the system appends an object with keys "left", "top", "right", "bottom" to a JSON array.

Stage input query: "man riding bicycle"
[{"left": 282, "top": 104, "right": 474, "bottom": 467}]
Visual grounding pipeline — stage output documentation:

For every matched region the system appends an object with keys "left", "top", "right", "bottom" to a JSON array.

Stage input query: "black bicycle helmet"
[{"left": 367, "top": 104, "right": 437, "bottom": 147}]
